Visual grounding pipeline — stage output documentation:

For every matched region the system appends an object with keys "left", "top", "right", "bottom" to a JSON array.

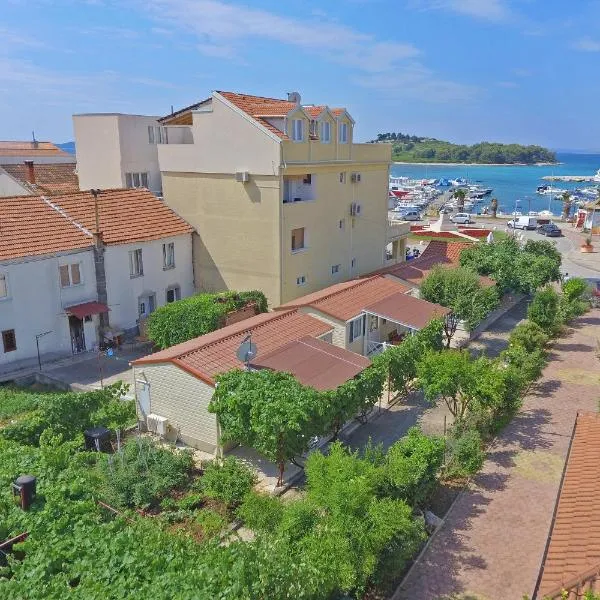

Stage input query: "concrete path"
[{"left": 398, "top": 310, "right": 600, "bottom": 600}]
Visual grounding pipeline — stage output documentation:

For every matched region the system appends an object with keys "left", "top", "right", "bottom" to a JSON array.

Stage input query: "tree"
[
  {"left": 559, "top": 191, "right": 573, "bottom": 221},
  {"left": 419, "top": 266, "right": 499, "bottom": 346},
  {"left": 453, "top": 188, "right": 467, "bottom": 212},
  {"left": 209, "top": 370, "right": 324, "bottom": 486},
  {"left": 523, "top": 239, "right": 562, "bottom": 267},
  {"left": 490, "top": 197, "right": 498, "bottom": 218},
  {"left": 527, "top": 286, "right": 560, "bottom": 332}
]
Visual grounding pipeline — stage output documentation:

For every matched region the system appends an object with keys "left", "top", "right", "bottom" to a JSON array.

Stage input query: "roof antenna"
[{"left": 171, "top": 105, "right": 174, "bottom": 115}]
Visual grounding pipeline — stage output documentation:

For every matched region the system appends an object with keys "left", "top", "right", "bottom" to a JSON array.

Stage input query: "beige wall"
[
  {"left": 162, "top": 172, "right": 282, "bottom": 305},
  {"left": 134, "top": 362, "right": 219, "bottom": 454},
  {"left": 300, "top": 307, "right": 347, "bottom": 348}
]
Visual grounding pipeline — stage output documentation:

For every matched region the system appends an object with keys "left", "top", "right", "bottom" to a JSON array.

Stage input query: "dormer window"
[
  {"left": 339, "top": 122, "right": 349, "bottom": 144},
  {"left": 292, "top": 119, "right": 304, "bottom": 142},
  {"left": 309, "top": 120, "right": 318, "bottom": 137},
  {"left": 321, "top": 121, "right": 331, "bottom": 143}
]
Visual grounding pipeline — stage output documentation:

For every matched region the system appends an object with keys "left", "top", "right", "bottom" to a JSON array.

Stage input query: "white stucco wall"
[
  {"left": 104, "top": 234, "right": 193, "bottom": 332},
  {"left": 0, "top": 155, "right": 75, "bottom": 166},
  {"left": 0, "top": 170, "right": 29, "bottom": 197},
  {"left": 158, "top": 94, "right": 281, "bottom": 176},
  {"left": 0, "top": 249, "right": 97, "bottom": 367},
  {"left": 73, "top": 113, "right": 162, "bottom": 193}
]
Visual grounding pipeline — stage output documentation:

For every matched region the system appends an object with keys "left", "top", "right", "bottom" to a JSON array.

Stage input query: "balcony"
[
  {"left": 158, "top": 126, "right": 194, "bottom": 144},
  {"left": 283, "top": 174, "right": 315, "bottom": 204},
  {"left": 387, "top": 218, "right": 410, "bottom": 241}
]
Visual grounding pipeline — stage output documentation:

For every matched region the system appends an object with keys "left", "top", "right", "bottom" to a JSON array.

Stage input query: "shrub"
[
  {"left": 194, "top": 508, "right": 227, "bottom": 539},
  {"left": 0, "top": 387, "right": 41, "bottom": 420},
  {"left": 147, "top": 290, "right": 268, "bottom": 349},
  {"left": 446, "top": 429, "right": 485, "bottom": 478},
  {"left": 237, "top": 492, "right": 284, "bottom": 533},
  {"left": 562, "top": 277, "right": 589, "bottom": 302},
  {"left": 527, "top": 287, "right": 560, "bottom": 333},
  {"left": 99, "top": 438, "right": 194, "bottom": 509},
  {"left": 177, "top": 492, "right": 204, "bottom": 511},
  {"left": 277, "top": 500, "right": 320, "bottom": 543},
  {"left": 508, "top": 321, "right": 549, "bottom": 353},
  {"left": 198, "top": 457, "right": 257, "bottom": 508},
  {"left": 383, "top": 427, "right": 445, "bottom": 506}
]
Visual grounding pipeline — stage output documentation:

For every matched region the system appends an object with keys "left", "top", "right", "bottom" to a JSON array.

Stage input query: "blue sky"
[{"left": 2, "top": 0, "right": 600, "bottom": 149}]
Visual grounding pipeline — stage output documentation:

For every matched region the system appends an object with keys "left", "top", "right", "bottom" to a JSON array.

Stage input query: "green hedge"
[{"left": 147, "top": 290, "right": 268, "bottom": 349}]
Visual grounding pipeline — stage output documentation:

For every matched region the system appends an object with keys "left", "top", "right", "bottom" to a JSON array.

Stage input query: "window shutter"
[
  {"left": 59, "top": 265, "right": 70, "bottom": 287},
  {"left": 0, "top": 275, "right": 7, "bottom": 298},
  {"left": 70, "top": 264, "right": 81, "bottom": 285}
]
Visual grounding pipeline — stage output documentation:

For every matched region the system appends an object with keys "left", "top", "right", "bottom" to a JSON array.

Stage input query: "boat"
[
  {"left": 536, "top": 185, "right": 568, "bottom": 196},
  {"left": 538, "top": 210, "right": 556, "bottom": 218},
  {"left": 450, "top": 177, "right": 468, "bottom": 186}
]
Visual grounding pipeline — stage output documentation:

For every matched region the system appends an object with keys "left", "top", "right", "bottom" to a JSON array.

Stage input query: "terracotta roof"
[
  {"left": 65, "top": 301, "right": 110, "bottom": 320},
  {"left": 364, "top": 291, "right": 451, "bottom": 329},
  {"left": 132, "top": 310, "right": 334, "bottom": 385},
  {"left": 277, "top": 276, "right": 409, "bottom": 322},
  {"left": 368, "top": 241, "right": 494, "bottom": 287},
  {"left": 536, "top": 413, "right": 600, "bottom": 599},
  {"left": 252, "top": 335, "right": 371, "bottom": 391},
  {"left": 1, "top": 163, "right": 79, "bottom": 195},
  {"left": 48, "top": 188, "right": 193, "bottom": 245},
  {"left": 0, "top": 195, "right": 91, "bottom": 261},
  {"left": 0, "top": 189, "right": 193, "bottom": 261},
  {"left": 0, "top": 141, "right": 73, "bottom": 158}
]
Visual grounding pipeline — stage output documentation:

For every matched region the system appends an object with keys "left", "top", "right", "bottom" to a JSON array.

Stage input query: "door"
[
  {"left": 69, "top": 315, "right": 86, "bottom": 354},
  {"left": 136, "top": 380, "right": 150, "bottom": 418}
]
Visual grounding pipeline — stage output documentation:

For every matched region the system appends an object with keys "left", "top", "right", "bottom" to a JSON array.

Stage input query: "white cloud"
[
  {"left": 496, "top": 81, "right": 518, "bottom": 88},
  {"left": 411, "top": 0, "right": 510, "bottom": 22},
  {"left": 572, "top": 36, "right": 600, "bottom": 52}
]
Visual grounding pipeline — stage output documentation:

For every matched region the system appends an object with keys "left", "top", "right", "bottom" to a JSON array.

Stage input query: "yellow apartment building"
[{"left": 157, "top": 91, "right": 409, "bottom": 305}]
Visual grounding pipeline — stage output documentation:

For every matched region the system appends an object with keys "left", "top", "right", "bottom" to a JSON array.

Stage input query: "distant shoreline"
[{"left": 392, "top": 161, "right": 561, "bottom": 167}]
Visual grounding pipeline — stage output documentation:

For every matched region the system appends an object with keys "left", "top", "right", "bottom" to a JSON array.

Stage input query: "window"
[
  {"left": 292, "top": 119, "right": 304, "bottom": 142},
  {"left": 148, "top": 125, "right": 168, "bottom": 144},
  {"left": 0, "top": 274, "right": 8, "bottom": 298},
  {"left": 296, "top": 275, "right": 307, "bottom": 286},
  {"left": 166, "top": 286, "right": 181, "bottom": 303},
  {"left": 331, "top": 264, "right": 341, "bottom": 275},
  {"left": 338, "top": 219, "right": 345, "bottom": 230},
  {"left": 339, "top": 122, "right": 349, "bottom": 143},
  {"left": 291, "top": 227, "right": 306, "bottom": 252},
  {"left": 302, "top": 174, "right": 312, "bottom": 185},
  {"left": 59, "top": 263, "right": 82, "bottom": 288},
  {"left": 125, "top": 172, "right": 149, "bottom": 189},
  {"left": 339, "top": 172, "right": 346, "bottom": 184},
  {"left": 321, "top": 121, "right": 331, "bottom": 143},
  {"left": 129, "top": 249, "right": 144, "bottom": 277},
  {"left": 351, "top": 257, "right": 357, "bottom": 269},
  {"left": 162, "top": 242, "right": 175, "bottom": 269},
  {"left": 348, "top": 316, "right": 364, "bottom": 343},
  {"left": 309, "top": 120, "right": 318, "bottom": 137},
  {"left": 2, "top": 329, "right": 16, "bottom": 353}
]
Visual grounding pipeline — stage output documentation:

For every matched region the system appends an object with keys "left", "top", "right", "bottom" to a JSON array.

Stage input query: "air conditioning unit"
[
  {"left": 351, "top": 172, "right": 361, "bottom": 183},
  {"left": 235, "top": 171, "right": 249, "bottom": 183},
  {"left": 146, "top": 413, "right": 169, "bottom": 437}
]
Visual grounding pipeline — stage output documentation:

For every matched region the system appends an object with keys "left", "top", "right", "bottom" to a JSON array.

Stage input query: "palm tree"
[
  {"left": 560, "top": 191, "right": 573, "bottom": 221},
  {"left": 490, "top": 197, "right": 498, "bottom": 218},
  {"left": 453, "top": 188, "right": 467, "bottom": 212}
]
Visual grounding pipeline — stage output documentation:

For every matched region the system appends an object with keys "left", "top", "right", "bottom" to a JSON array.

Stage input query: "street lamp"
[{"left": 35, "top": 331, "right": 52, "bottom": 370}]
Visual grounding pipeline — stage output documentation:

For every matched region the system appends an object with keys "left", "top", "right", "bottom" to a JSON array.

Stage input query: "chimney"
[{"left": 24, "top": 161, "right": 35, "bottom": 184}]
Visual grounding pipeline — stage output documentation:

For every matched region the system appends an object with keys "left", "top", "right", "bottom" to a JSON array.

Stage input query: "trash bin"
[
  {"left": 12, "top": 475, "right": 36, "bottom": 510},
  {"left": 84, "top": 427, "right": 112, "bottom": 452}
]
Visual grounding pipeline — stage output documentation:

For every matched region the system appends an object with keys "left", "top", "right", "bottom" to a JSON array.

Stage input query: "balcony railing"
[{"left": 387, "top": 219, "right": 410, "bottom": 240}]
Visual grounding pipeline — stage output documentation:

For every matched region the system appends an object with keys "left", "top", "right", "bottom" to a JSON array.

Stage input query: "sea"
[{"left": 390, "top": 152, "right": 600, "bottom": 216}]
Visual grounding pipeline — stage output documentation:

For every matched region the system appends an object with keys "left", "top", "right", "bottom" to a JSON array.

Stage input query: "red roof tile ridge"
[
  {"left": 217, "top": 91, "right": 292, "bottom": 104},
  {"left": 41, "top": 196, "right": 93, "bottom": 238},
  {"left": 283, "top": 276, "right": 383, "bottom": 309}
]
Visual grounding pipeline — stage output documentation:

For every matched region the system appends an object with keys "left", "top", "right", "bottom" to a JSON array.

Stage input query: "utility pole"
[{"left": 35, "top": 331, "right": 52, "bottom": 371}]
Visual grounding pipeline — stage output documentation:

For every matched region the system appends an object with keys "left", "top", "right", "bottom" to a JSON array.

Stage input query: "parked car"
[
  {"left": 507, "top": 216, "right": 538, "bottom": 230},
  {"left": 451, "top": 212, "right": 473, "bottom": 224},
  {"left": 537, "top": 223, "right": 562, "bottom": 237},
  {"left": 402, "top": 210, "right": 421, "bottom": 221}
]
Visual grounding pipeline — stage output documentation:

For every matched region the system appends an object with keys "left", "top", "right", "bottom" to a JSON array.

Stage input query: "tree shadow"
[
  {"left": 550, "top": 342, "right": 594, "bottom": 353},
  {"left": 528, "top": 379, "right": 562, "bottom": 398},
  {"left": 570, "top": 315, "right": 600, "bottom": 328}
]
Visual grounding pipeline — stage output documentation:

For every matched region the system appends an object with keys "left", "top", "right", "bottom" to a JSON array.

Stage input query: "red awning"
[{"left": 66, "top": 301, "right": 109, "bottom": 320}]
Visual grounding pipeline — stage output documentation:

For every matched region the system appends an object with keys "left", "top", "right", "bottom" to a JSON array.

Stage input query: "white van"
[{"left": 507, "top": 216, "right": 537, "bottom": 230}]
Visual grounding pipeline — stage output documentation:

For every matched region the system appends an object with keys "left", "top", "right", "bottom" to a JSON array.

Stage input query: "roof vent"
[{"left": 287, "top": 91, "right": 301, "bottom": 105}]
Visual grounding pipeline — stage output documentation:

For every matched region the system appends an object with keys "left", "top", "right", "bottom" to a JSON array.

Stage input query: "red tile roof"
[
  {"left": 252, "top": 335, "right": 371, "bottom": 391},
  {"left": 364, "top": 291, "right": 451, "bottom": 329},
  {"left": 368, "top": 241, "right": 494, "bottom": 287},
  {"left": 0, "top": 141, "right": 73, "bottom": 158},
  {"left": 0, "top": 189, "right": 193, "bottom": 261},
  {"left": 1, "top": 162, "right": 79, "bottom": 195},
  {"left": 132, "top": 310, "right": 334, "bottom": 385},
  {"left": 536, "top": 412, "right": 600, "bottom": 598},
  {"left": 277, "top": 276, "right": 409, "bottom": 321}
]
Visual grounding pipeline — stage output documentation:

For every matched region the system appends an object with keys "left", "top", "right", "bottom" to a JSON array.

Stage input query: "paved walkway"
[{"left": 399, "top": 310, "right": 600, "bottom": 600}]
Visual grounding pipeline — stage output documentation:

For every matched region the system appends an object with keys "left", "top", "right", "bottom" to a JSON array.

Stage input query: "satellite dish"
[{"left": 236, "top": 337, "right": 258, "bottom": 364}]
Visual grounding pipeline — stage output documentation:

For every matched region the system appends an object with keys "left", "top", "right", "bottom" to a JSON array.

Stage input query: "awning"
[
  {"left": 251, "top": 336, "right": 370, "bottom": 391},
  {"left": 65, "top": 301, "right": 109, "bottom": 320},
  {"left": 363, "top": 292, "right": 450, "bottom": 330}
]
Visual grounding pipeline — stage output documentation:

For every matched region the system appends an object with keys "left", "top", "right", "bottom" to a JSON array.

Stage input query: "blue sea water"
[{"left": 390, "top": 153, "right": 600, "bottom": 215}]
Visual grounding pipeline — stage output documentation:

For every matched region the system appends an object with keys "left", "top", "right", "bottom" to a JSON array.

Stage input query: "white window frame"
[
  {"left": 348, "top": 316, "right": 365, "bottom": 343},
  {"left": 162, "top": 242, "right": 175, "bottom": 269},
  {"left": 296, "top": 275, "right": 307, "bottom": 286},
  {"left": 148, "top": 125, "right": 168, "bottom": 145},
  {"left": 321, "top": 121, "right": 331, "bottom": 143},
  {"left": 166, "top": 285, "right": 181, "bottom": 303},
  {"left": 339, "top": 122, "right": 349, "bottom": 144},
  {"left": 59, "top": 263, "right": 83, "bottom": 288},
  {"left": 339, "top": 172, "right": 346, "bottom": 184},
  {"left": 129, "top": 248, "right": 144, "bottom": 277},
  {"left": 292, "top": 119, "right": 304, "bottom": 142},
  {"left": 125, "top": 172, "right": 149, "bottom": 189},
  {"left": 0, "top": 274, "right": 9, "bottom": 299}
]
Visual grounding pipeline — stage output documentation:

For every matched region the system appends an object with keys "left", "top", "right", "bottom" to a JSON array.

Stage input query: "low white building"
[{"left": 0, "top": 189, "right": 193, "bottom": 371}]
